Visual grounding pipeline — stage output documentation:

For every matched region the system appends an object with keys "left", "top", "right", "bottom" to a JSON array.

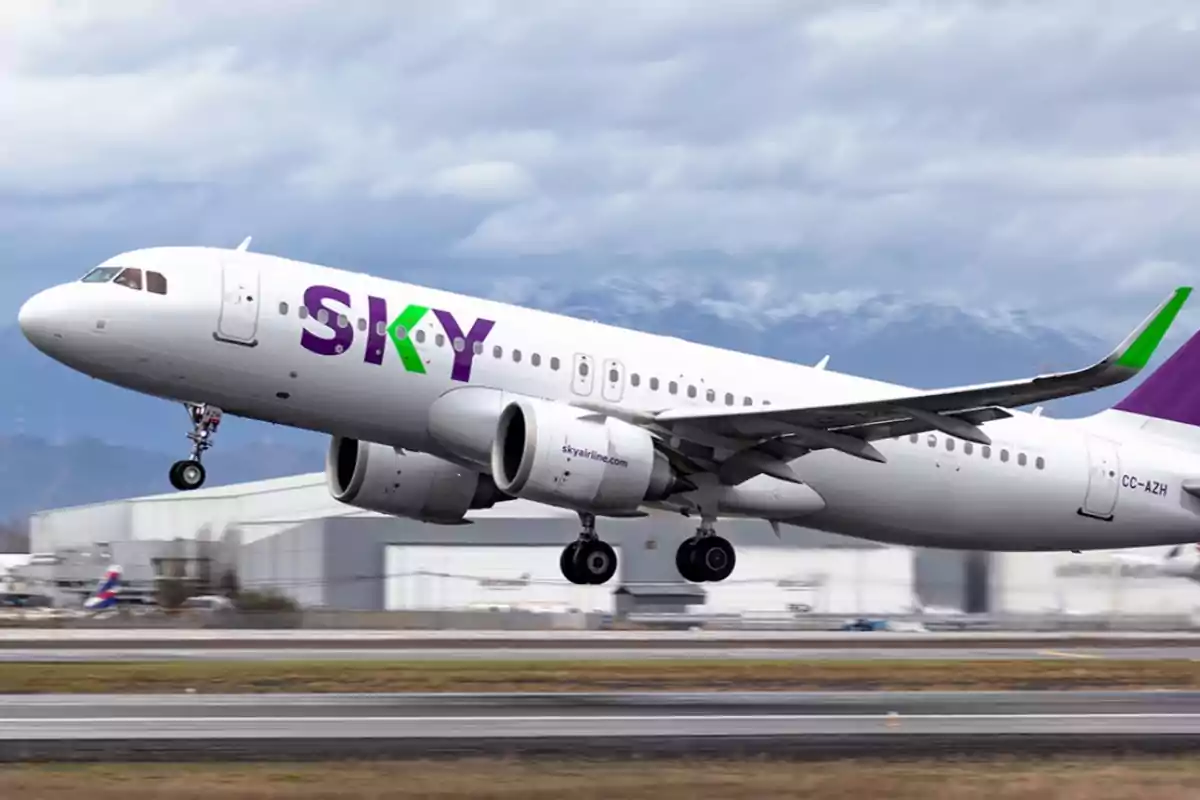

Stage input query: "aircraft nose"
[{"left": 18, "top": 286, "right": 70, "bottom": 350}]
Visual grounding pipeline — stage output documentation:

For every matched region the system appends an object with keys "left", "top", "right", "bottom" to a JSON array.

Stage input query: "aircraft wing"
[{"left": 651, "top": 287, "right": 1190, "bottom": 472}]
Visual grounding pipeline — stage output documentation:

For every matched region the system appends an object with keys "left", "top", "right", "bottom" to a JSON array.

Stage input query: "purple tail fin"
[{"left": 1114, "top": 328, "right": 1200, "bottom": 426}]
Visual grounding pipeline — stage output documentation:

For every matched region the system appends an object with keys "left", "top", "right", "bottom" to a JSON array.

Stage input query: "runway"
[
  {"left": 3, "top": 691, "right": 1200, "bottom": 761},
  {"left": 4, "top": 645, "right": 1200, "bottom": 662}
]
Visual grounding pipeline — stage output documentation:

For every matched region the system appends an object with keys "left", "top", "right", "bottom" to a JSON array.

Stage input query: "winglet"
[
  {"left": 1110, "top": 286, "right": 1191, "bottom": 371},
  {"left": 236, "top": 236, "right": 253, "bottom": 252}
]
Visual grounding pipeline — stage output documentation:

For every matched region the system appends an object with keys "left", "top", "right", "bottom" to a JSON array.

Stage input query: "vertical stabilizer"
[{"left": 1114, "top": 314, "right": 1200, "bottom": 427}]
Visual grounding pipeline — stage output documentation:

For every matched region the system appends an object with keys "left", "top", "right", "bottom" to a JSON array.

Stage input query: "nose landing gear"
[{"left": 168, "top": 403, "right": 222, "bottom": 491}]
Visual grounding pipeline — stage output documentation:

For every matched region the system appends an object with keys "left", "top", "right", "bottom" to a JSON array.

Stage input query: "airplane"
[
  {"left": 1113, "top": 544, "right": 1200, "bottom": 585},
  {"left": 82, "top": 564, "right": 122, "bottom": 612},
  {"left": 16, "top": 244, "right": 1200, "bottom": 587}
]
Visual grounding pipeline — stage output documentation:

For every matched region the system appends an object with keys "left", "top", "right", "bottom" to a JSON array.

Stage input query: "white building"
[
  {"left": 26, "top": 472, "right": 920, "bottom": 616},
  {"left": 990, "top": 547, "right": 1200, "bottom": 620}
]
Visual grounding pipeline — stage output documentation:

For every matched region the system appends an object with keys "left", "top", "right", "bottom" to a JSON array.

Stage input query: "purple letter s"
[{"left": 300, "top": 285, "right": 354, "bottom": 356}]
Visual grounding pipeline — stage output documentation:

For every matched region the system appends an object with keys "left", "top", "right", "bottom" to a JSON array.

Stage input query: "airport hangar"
[{"left": 23, "top": 472, "right": 1200, "bottom": 622}]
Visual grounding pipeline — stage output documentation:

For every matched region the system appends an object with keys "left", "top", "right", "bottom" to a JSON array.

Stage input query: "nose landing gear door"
[{"left": 214, "top": 260, "right": 261, "bottom": 347}]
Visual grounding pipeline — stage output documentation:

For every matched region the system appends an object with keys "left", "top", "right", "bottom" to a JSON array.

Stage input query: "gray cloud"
[{"left": 2, "top": 0, "right": 1200, "bottom": 336}]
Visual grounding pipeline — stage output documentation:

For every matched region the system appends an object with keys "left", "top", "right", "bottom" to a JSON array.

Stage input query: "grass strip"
[
  {"left": 4, "top": 756, "right": 1200, "bottom": 799},
  {"left": 2, "top": 658, "right": 1199, "bottom": 693}
]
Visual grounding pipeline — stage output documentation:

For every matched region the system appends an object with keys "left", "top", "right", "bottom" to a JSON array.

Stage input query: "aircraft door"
[
  {"left": 215, "top": 260, "right": 261, "bottom": 346},
  {"left": 1080, "top": 435, "right": 1120, "bottom": 520},
  {"left": 602, "top": 358, "right": 625, "bottom": 403},
  {"left": 571, "top": 353, "right": 595, "bottom": 396}
]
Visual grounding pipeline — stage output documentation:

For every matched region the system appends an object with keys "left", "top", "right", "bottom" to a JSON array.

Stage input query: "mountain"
[{"left": 0, "top": 273, "right": 1145, "bottom": 520}]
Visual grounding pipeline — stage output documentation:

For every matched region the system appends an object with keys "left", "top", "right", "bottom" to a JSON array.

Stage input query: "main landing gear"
[
  {"left": 676, "top": 518, "right": 736, "bottom": 583},
  {"left": 559, "top": 512, "right": 618, "bottom": 585},
  {"left": 168, "top": 402, "right": 222, "bottom": 492}
]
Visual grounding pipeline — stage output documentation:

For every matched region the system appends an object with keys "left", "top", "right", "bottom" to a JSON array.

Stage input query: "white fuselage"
[{"left": 19, "top": 246, "right": 1200, "bottom": 551}]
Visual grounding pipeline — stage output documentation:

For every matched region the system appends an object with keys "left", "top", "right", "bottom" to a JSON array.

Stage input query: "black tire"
[
  {"left": 697, "top": 536, "right": 736, "bottom": 582},
  {"left": 169, "top": 460, "right": 206, "bottom": 491},
  {"left": 675, "top": 539, "right": 705, "bottom": 582},
  {"left": 560, "top": 543, "right": 588, "bottom": 585},
  {"left": 577, "top": 540, "right": 618, "bottom": 585}
]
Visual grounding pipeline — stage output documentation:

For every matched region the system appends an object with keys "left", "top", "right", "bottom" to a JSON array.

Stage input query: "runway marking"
[
  {"left": 1038, "top": 649, "right": 1103, "bottom": 660},
  {"left": 4, "top": 713, "right": 1199, "bottom": 723}
]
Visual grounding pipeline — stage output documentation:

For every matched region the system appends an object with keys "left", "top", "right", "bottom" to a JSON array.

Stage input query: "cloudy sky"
[{"left": 3, "top": 1, "right": 1200, "bottom": 336}]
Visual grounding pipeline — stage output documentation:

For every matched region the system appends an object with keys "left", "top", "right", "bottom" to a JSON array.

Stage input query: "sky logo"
[{"left": 301, "top": 285, "right": 495, "bottom": 383}]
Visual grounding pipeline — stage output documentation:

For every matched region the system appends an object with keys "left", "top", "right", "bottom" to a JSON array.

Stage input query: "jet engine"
[
  {"left": 326, "top": 436, "right": 508, "bottom": 524},
  {"left": 490, "top": 397, "right": 693, "bottom": 513}
]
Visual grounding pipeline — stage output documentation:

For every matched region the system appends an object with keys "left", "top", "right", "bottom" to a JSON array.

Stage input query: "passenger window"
[
  {"left": 909, "top": 434, "right": 919, "bottom": 443},
  {"left": 964, "top": 442, "right": 974, "bottom": 455},
  {"left": 743, "top": 397, "right": 752, "bottom": 406},
  {"left": 146, "top": 271, "right": 168, "bottom": 295},
  {"left": 336, "top": 314, "right": 349, "bottom": 329},
  {"left": 435, "top": 334, "right": 445, "bottom": 347},
  {"left": 113, "top": 268, "right": 143, "bottom": 291},
  {"left": 453, "top": 337, "right": 465, "bottom": 352},
  {"left": 578, "top": 361, "right": 588, "bottom": 376},
  {"left": 532, "top": 353, "right": 541, "bottom": 366},
  {"left": 550, "top": 357, "right": 560, "bottom": 371},
  {"left": 610, "top": 368, "right": 619, "bottom": 383},
  {"left": 474, "top": 341, "right": 484, "bottom": 355},
  {"left": 631, "top": 374, "right": 641, "bottom": 387},
  {"left": 81, "top": 266, "right": 122, "bottom": 283},
  {"left": 415, "top": 330, "right": 426, "bottom": 343},
  {"left": 377, "top": 321, "right": 387, "bottom": 337},
  {"left": 687, "top": 385, "right": 697, "bottom": 399},
  {"left": 946, "top": 438, "right": 955, "bottom": 452},
  {"left": 706, "top": 389, "right": 715, "bottom": 403},
  {"left": 513, "top": 349, "right": 522, "bottom": 363},
  {"left": 1018, "top": 453, "right": 1027, "bottom": 467},
  {"left": 1000, "top": 449, "right": 1010, "bottom": 463},
  {"left": 650, "top": 377, "right": 659, "bottom": 391},
  {"left": 726, "top": 393, "right": 734, "bottom": 406},
  {"left": 1036, "top": 456, "right": 1045, "bottom": 470},
  {"left": 982, "top": 446, "right": 991, "bottom": 459},
  {"left": 317, "top": 309, "right": 329, "bottom": 325},
  {"left": 299, "top": 306, "right": 309, "bottom": 320},
  {"left": 357, "top": 318, "right": 367, "bottom": 332},
  {"left": 927, "top": 434, "right": 937, "bottom": 447},
  {"left": 669, "top": 381, "right": 678, "bottom": 394},
  {"left": 279, "top": 302, "right": 289, "bottom": 316},
  {"left": 494, "top": 346, "right": 503, "bottom": 358}
]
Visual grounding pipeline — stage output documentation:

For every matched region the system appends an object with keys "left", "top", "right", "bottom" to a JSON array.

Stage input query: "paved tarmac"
[
  {"left": 3, "top": 644, "right": 1200, "bottom": 662},
  {"left": 2, "top": 691, "right": 1199, "bottom": 761}
]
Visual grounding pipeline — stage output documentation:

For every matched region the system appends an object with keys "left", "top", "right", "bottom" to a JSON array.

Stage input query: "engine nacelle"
[
  {"left": 490, "top": 397, "right": 692, "bottom": 514},
  {"left": 326, "top": 436, "right": 508, "bottom": 524}
]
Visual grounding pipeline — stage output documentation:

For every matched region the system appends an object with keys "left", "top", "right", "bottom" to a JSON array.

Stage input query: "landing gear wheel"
[
  {"left": 560, "top": 540, "right": 618, "bottom": 585},
  {"left": 696, "top": 536, "right": 735, "bottom": 582},
  {"left": 578, "top": 540, "right": 617, "bottom": 585},
  {"left": 169, "top": 460, "right": 206, "bottom": 491},
  {"left": 560, "top": 544, "right": 588, "bottom": 585},
  {"left": 676, "top": 536, "right": 736, "bottom": 583},
  {"left": 676, "top": 539, "right": 704, "bottom": 582},
  {"left": 170, "top": 402, "right": 222, "bottom": 492}
]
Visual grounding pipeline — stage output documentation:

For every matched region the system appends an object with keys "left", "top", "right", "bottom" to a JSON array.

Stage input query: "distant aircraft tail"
[{"left": 83, "top": 565, "right": 122, "bottom": 611}]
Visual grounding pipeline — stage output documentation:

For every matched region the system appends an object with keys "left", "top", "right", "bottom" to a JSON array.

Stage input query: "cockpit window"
[
  {"left": 81, "top": 267, "right": 122, "bottom": 283},
  {"left": 146, "top": 271, "right": 167, "bottom": 295},
  {"left": 112, "top": 268, "right": 143, "bottom": 291}
]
